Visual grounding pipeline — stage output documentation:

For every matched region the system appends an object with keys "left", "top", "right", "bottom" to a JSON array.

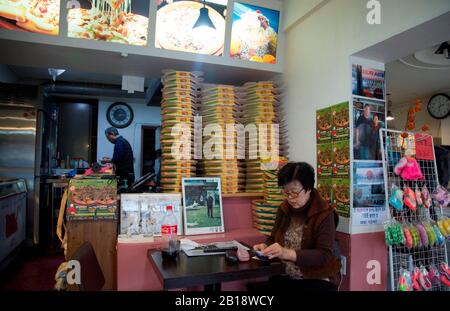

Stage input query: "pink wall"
[
  {"left": 336, "top": 232, "right": 351, "bottom": 291},
  {"left": 349, "top": 232, "right": 387, "bottom": 291},
  {"left": 336, "top": 231, "right": 388, "bottom": 291},
  {"left": 117, "top": 196, "right": 266, "bottom": 291}
]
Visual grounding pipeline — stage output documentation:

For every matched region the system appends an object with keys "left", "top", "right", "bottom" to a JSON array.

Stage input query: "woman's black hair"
[{"left": 277, "top": 162, "right": 315, "bottom": 192}]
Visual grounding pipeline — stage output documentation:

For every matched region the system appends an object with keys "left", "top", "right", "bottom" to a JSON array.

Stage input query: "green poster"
[
  {"left": 331, "top": 101, "right": 350, "bottom": 141},
  {"left": 317, "top": 143, "right": 333, "bottom": 178},
  {"left": 67, "top": 178, "right": 117, "bottom": 221},
  {"left": 317, "top": 178, "right": 333, "bottom": 206},
  {"left": 332, "top": 177, "right": 350, "bottom": 218},
  {"left": 316, "top": 107, "right": 332, "bottom": 143},
  {"left": 332, "top": 139, "right": 350, "bottom": 178}
]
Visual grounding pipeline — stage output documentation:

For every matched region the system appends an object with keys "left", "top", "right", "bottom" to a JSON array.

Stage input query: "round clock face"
[
  {"left": 107, "top": 102, "right": 134, "bottom": 128},
  {"left": 428, "top": 94, "right": 450, "bottom": 119}
]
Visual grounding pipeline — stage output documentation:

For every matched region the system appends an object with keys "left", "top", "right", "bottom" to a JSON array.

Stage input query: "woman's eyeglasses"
[{"left": 283, "top": 188, "right": 305, "bottom": 199}]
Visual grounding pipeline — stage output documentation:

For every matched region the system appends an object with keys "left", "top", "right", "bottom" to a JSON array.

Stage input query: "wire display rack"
[{"left": 380, "top": 129, "right": 449, "bottom": 291}]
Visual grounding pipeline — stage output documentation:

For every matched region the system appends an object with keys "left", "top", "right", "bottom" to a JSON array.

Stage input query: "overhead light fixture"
[
  {"left": 386, "top": 110, "right": 395, "bottom": 121},
  {"left": 434, "top": 41, "right": 450, "bottom": 59},
  {"left": 193, "top": 0, "right": 216, "bottom": 30},
  {"left": 386, "top": 93, "right": 395, "bottom": 121},
  {"left": 48, "top": 68, "right": 66, "bottom": 82}
]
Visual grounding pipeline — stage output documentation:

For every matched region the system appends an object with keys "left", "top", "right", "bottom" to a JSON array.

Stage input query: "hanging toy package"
[
  {"left": 394, "top": 155, "right": 424, "bottom": 181},
  {"left": 403, "top": 187, "right": 417, "bottom": 211},
  {"left": 432, "top": 185, "right": 450, "bottom": 209},
  {"left": 415, "top": 185, "right": 423, "bottom": 208},
  {"left": 389, "top": 184, "right": 404, "bottom": 211},
  {"left": 398, "top": 268, "right": 413, "bottom": 291},
  {"left": 422, "top": 185, "right": 432, "bottom": 209},
  {"left": 419, "top": 265, "right": 432, "bottom": 291},
  {"left": 440, "top": 263, "right": 450, "bottom": 287}
]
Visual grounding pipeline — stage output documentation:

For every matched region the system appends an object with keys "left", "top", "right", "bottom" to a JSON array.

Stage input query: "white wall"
[
  {"left": 283, "top": 0, "right": 450, "bottom": 167},
  {"left": 283, "top": 0, "right": 327, "bottom": 31},
  {"left": 97, "top": 100, "right": 161, "bottom": 179}
]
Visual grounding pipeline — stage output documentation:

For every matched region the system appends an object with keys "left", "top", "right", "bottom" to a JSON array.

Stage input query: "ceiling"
[
  {"left": 353, "top": 11, "right": 450, "bottom": 107},
  {"left": 386, "top": 48, "right": 450, "bottom": 105},
  {"left": 9, "top": 65, "right": 125, "bottom": 86}
]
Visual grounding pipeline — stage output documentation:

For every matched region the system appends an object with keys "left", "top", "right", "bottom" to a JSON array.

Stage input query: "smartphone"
[{"left": 254, "top": 250, "right": 270, "bottom": 261}]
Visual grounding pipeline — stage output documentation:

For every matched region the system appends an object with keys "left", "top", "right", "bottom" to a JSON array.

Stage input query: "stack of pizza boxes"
[
  {"left": 237, "top": 81, "right": 289, "bottom": 193},
  {"left": 197, "top": 84, "right": 245, "bottom": 194},
  {"left": 160, "top": 70, "right": 202, "bottom": 193},
  {"left": 251, "top": 158, "right": 288, "bottom": 236}
]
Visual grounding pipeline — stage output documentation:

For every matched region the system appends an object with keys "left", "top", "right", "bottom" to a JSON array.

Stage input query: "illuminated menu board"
[
  {"left": 0, "top": 0, "right": 60, "bottom": 35},
  {"left": 67, "top": 0, "right": 149, "bottom": 46},
  {"left": 155, "top": 0, "right": 227, "bottom": 56},
  {"left": 230, "top": 2, "right": 279, "bottom": 64}
]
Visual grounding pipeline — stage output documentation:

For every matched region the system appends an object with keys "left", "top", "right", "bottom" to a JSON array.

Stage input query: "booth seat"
[{"left": 117, "top": 195, "right": 267, "bottom": 291}]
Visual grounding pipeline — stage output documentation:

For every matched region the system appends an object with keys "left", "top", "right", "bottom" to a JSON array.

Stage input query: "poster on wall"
[
  {"left": 332, "top": 139, "right": 350, "bottom": 178},
  {"left": 352, "top": 162, "right": 387, "bottom": 227},
  {"left": 0, "top": 0, "right": 60, "bottom": 35},
  {"left": 316, "top": 107, "right": 332, "bottom": 144},
  {"left": 119, "top": 193, "right": 183, "bottom": 238},
  {"left": 182, "top": 177, "right": 224, "bottom": 235},
  {"left": 352, "top": 99, "right": 386, "bottom": 161},
  {"left": 67, "top": 0, "right": 149, "bottom": 46},
  {"left": 352, "top": 64, "right": 385, "bottom": 99},
  {"left": 230, "top": 2, "right": 279, "bottom": 64},
  {"left": 332, "top": 177, "right": 350, "bottom": 218},
  {"left": 331, "top": 101, "right": 350, "bottom": 141},
  {"left": 66, "top": 179, "right": 117, "bottom": 221},
  {"left": 155, "top": 0, "right": 227, "bottom": 55},
  {"left": 317, "top": 178, "right": 332, "bottom": 206},
  {"left": 317, "top": 142, "right": 333, "bottom": 178}
]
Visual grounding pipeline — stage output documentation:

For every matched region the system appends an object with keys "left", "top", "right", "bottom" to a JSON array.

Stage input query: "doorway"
[
  {"left": 141, "top": 126, "right": 157, "bottom": 176},
  {"left": 56, "top": 98, "right": 98, "bottom": 167}
]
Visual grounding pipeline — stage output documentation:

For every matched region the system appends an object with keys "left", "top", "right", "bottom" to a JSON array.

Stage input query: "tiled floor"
[{"left": 0, "top": 249, "right": 64, "bottom": 291}]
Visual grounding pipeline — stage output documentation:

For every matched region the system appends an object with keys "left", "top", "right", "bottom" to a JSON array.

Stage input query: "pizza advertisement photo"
[
  {"left": 230, "top": 2, "right": 279, "bottom": 64},
  {"left": 155, "top": 0, "right": 227, "bottom": 56},
  {"left": 0, "top": 0, "right": 60, "bottom": 35},
  {"left": 67, "top": 0, "right": 149, "bottom": 46},
  {"left": 67, "top": 178, "right": 118, "bottom": 221},
  {"left": 316, "top": 107, "right": 332, "bottom": 144},
  {"left": 332, "top": 139, "right": 350, "bottom": 178},
  {"left": 317, "top": 142, "right": 333, "bottom": 178},
  {"left": 331, "top": 101, "right": 350, "bottom": 141},
  {"left": 332, "top": 177, "right": 350, "bottom": 218}
]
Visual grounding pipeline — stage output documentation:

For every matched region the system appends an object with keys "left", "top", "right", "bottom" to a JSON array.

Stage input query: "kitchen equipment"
[{"left": 0, "top": 177, "right": 27, "bottom": 269}]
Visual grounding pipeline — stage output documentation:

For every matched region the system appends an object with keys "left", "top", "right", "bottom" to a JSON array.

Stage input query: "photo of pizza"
[
  {"left": 317, "top": 183, "right": 331, "bottom": 201},
  {"left": 0, "top": 0, "right": 60, "bottom": 35},
  {"left": 333, "top": 145, "right": 349, "bottom": 165},
  {"left": 317, "top": 148, "right": 332, "bottom": 166},
  {"left": 317, "top": 112, "right": 332, "bottom": 131},
  {"left": 333, "top": 109, "right": 349, "bottom": 128},
  {"left": 156, "top": 0, "right": 226, "bottom": 55},
  {"left": 67, "top": 0, "right": 149, "bottom": 46},
  {"left": 333, "top": 184, "right": 350, "bottom": 203},
  {"left": 230, "top": 2, "right": 279, "bottom": 64}
]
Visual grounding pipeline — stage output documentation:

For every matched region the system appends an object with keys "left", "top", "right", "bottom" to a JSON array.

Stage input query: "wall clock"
[
  {"left": 427, "top": 93, "right": 450, "bottom": 119},
  {"left": 106, "top": 102, "right": 134, "bottom": 128}
]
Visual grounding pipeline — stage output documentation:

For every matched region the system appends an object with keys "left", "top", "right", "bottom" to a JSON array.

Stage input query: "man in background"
[
  {"left": 207, "top": 193, "right": 214, "bottom": 218},
  {"left": 355, "top": 104, "right": 374, "bottom": 160},
  {"left": 103, "top": 127, "right": 135, "bottom": 188}
]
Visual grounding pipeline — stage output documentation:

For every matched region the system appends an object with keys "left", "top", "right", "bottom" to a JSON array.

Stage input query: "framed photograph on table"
[{"left": 182, "top": 177, "right": 224, "bottom": 235}]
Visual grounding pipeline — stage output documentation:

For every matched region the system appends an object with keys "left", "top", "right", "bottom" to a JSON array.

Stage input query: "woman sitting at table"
[{"left": 253, "top": 162, "right": 341, "bottom": 291}]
